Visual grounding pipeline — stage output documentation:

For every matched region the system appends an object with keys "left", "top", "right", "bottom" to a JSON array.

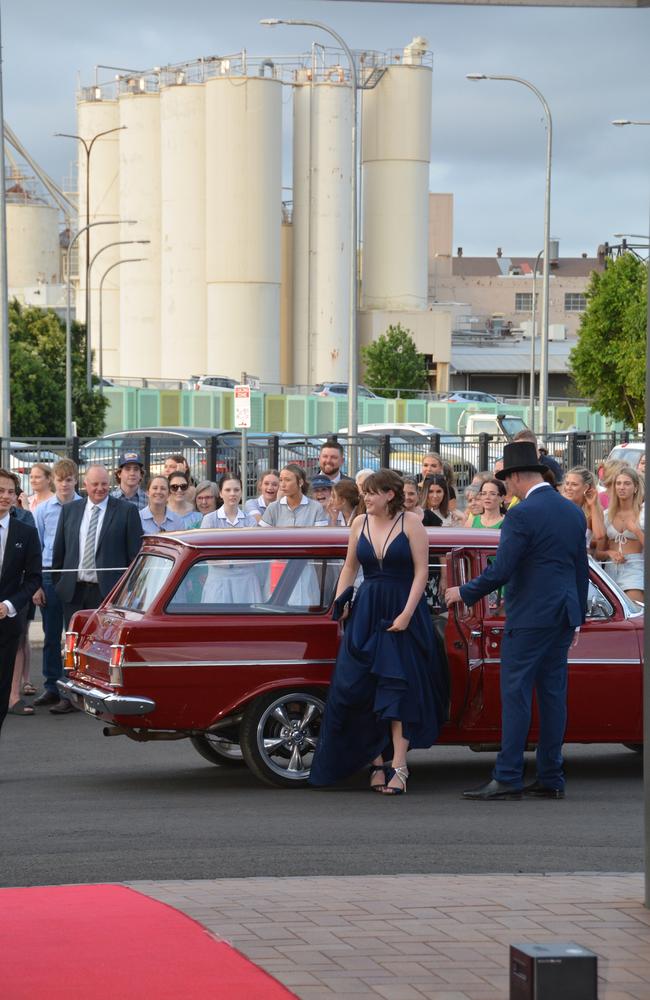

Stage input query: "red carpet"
[{"left": 1, "top": 884, "right": 296, "bottom": 999}]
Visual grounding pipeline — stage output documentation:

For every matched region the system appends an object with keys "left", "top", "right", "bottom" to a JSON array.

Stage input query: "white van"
[{"left": 604, "top": 441, "right": 645, "bottom": 470}]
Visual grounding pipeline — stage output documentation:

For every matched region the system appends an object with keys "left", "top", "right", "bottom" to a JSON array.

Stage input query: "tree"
[
  {"left": 361, "top": 323, "right": 428, "bottom": 399},
  {"left": 569, "top": 253, "right": 647, "bottom": 426},
  {"left": 9, "top": 300, "right": 109, "bottom": 438}
]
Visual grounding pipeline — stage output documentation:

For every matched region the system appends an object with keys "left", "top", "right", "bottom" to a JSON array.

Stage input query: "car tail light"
[
  {"left": 109, "top": 645, "right": 125, "bottom": 686},
  {"left": 64, "top": 631, "right": 78, "bottom": 670}
]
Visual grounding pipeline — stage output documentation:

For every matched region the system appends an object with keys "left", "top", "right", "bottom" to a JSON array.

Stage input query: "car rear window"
[
  {"left": 166, "top": 557, "right": 344, "bottom": 615},
  {"left": 110, "top": 554, "right": 175, "bottom": 612}
]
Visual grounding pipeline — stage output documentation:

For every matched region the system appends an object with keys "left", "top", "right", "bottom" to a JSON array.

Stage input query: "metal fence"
[{"left": 2, "top": 430, "right": 642, "bottom": 497}]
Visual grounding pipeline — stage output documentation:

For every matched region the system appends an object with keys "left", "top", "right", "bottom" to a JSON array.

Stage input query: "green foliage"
[
  {"left": 9, "top": 300, "right": 109, "bottom": 438},
  {"left": 569, "top": 254, "right": 647, "bottom": 427},
  {"left": 361, "top": 324, "right": 428, "bottom": 399}
]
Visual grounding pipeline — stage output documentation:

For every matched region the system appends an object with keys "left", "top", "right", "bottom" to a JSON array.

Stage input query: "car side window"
[
  {"left": 425, "top": 555, "right": 447, "bottom": 614},
  {"left": 166, "top": 557, "right": 344, "bottom": 615},
  {"left": 586, "top": 580, "right": 614, "bottom": 620}
]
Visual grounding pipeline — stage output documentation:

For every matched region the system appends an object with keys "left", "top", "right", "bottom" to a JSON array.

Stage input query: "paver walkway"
[{"left": 133, "top": 873, "right": 650, "bottom": 1000}]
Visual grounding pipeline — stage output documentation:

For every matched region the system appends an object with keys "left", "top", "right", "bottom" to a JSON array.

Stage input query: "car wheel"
[
  {"left": 190, "top": 733, "right": 245, "bottom": 767},
  {"left": 623, "top": 743, "right": 643, "bottom": 754},
  {"left": 240, "top": 689, "right": 326, "bottom": 788}
]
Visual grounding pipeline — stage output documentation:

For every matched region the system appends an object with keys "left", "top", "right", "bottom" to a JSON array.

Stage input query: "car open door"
[{"left": 445, "top": 548, "right": 495, "bottom": 731}]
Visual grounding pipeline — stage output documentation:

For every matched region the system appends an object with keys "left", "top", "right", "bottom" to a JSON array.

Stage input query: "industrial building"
[{"left": 71, "top": 39, "right": 451, "bottom": 389}]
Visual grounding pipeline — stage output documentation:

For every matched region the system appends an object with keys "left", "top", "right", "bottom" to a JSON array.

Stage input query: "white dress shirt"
[
  {"left": 78, "top": 497, "right": 109, "bottom": 582},
  {"left": 0, "top": 513, "right": 17, "bottom": 617}
]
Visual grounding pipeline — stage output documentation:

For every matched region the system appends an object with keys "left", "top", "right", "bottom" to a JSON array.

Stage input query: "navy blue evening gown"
[{"left": 309, "top": 515, "right": 448, "bottom": 786}]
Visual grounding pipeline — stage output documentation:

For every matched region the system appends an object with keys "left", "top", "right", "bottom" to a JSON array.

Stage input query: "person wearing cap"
[
  {"left": 310, "top": 474, "right": 339, "bottom": 525},
  {"left": 446, "top": 441, "right": 589, "bottom": 802},
  {"left": 111, "top": 452, "right": 147, "bottom": 510}
]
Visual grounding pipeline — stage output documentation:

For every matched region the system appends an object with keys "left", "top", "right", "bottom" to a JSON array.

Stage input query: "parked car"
[
  {"left": 59, "top": 527, "right": 643, "bottom": 789},
  {"left": 312, "top": 383, "right": 379, "bottom": 399},
  {"left": 336, "top": 423, "right": 474, "bottom": 487},
  {"left": 10, "top": 441, "right": 63, "bottom": 493},
  {"left": 188, "top": 375, "right": 238, "bottom": 391},
  {"left": 79, "top": 428, "right": 318, "bottom": 494},
  {"left": 438, "top": 390, "right": 500, "bottom": 404},
  {"left": 604, "top": 441, "right": 645, "bottom": 471}
]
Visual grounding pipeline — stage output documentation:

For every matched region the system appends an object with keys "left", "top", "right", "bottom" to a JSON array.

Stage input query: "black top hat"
[{"left": 495, "top": 441, "right": 547, "bottom": 480}]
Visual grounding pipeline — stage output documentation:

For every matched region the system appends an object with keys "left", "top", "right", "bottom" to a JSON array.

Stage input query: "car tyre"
[
  {"left": 190, "top": 733, "right": 245, "bottom": 767},
  {"left": 623, "top": 743, "right": 642, "bottom": 754},
  {"left": 240, "top": 689, "right": 326, "bottom": 788}
]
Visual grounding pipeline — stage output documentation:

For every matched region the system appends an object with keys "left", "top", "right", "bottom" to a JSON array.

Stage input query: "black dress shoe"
[
  {"left": 49, "top": 699, "right": 79, "bottom": 715},
  {"left": 33, "top": 690, "right": 60, "bottom": 707},
  {"left": 462, "top": 779, "right": 522, "bottom": 800},
  {"left": 523, "top": 781, "right": 565, "bottom": 799}
]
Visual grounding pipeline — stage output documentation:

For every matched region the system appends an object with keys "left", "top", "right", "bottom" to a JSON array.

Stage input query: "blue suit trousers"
[
  {"left": 493, "top": 624, "right": 575, "bottom": 790},
  {"left": 41, "top": 575, "right": 64, "bottom": 694}
]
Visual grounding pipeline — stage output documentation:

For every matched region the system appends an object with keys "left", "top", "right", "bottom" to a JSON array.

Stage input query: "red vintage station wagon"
[{"left": 58, "top": 527, "right": 644, "bottom": 787}]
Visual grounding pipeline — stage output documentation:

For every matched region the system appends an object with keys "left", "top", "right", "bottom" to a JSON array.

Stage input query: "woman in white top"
[
  {"left": 24, "top": 463, "right": 53, "bottom": 512},
  {"left": 201, "top": 475, "right": 258, "bottom": 529},
  {"left": 259, "top": 464, "right": 329, "bottom": 528},
  {"left": 200, "top": 475, "right": 260, "bottom": 604},
  {"left": 596, "top": 466, "right": 644, "bottom": 603},
  {"left": 562, "top": 466, "right": 606, "bottom": 551},
  {"left": 244, "top": 469, "right": 280, "bottom": 523}
]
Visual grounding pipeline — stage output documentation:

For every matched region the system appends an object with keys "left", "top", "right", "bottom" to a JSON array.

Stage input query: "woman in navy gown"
[{"left": 309, "top": 470, "right": 448, "bottom": 794}]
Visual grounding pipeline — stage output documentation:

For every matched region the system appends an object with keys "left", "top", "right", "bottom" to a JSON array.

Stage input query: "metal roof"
[{"left": 452, "top": 339, "right": 573, "bottom": 374}]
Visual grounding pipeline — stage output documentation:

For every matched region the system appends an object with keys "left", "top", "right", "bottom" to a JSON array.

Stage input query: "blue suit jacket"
[{"left": 459, "top": 485, "right": 589, "bottom": 629}]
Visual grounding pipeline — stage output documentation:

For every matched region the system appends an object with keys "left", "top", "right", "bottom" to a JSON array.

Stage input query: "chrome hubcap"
[{"left": 257, "top": 693, "right": 325, "bottom": 780}]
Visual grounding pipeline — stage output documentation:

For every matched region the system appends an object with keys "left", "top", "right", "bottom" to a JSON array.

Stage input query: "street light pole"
[
  {"left": 98, "top": 258, "right": 146, "bottom": 390},
  {"left": 88, "top": 238, "right": 150, "bottom": 378},
  {"left": 611, "top": 116, "right": 650, "bottom": 910},
  {"left": 64, "top": 219, "right": 136, "bottom": 438},
  {"left": 261, "top": 17, "right": 359, "bottom": 473},
  {"left": 55, "top": 126, "right": 126, "bottom": 391},
  {"left": 529, "top": 248, "right": 543, "bottom": 431},
  {"left": 467, "top": 73, "right": 553, "bottom": 437}
]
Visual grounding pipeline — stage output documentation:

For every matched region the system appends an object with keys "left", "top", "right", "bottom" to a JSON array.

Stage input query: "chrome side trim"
[
  {"left": 483, "top": 657, "right": 639, "bottom": 665},
  {"left": 57, "top": 679, "right": 156, "bottom": 716},
  {"left": 122, "top": 657, "right": 337, "bottom": 668}
]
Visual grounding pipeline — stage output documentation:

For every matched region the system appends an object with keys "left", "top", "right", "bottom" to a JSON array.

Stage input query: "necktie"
[{"left": 81, "top": 505, "right": 100, "bottom": 572}]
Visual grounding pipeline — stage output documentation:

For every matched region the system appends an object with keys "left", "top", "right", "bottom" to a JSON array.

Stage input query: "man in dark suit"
[
  {"left": 446, "top": 441, "right": 589, "bottom": 801},
  {"left": 51, "top": 464, "right": 142, "bottom": 713},
  {"left": 0, "top": 468, "right": 42, "bottom": 735}
]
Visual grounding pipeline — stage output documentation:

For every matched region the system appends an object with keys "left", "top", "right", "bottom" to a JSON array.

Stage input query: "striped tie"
[{"left": 81, "top": 504, "right": 100, "bottom": 573}]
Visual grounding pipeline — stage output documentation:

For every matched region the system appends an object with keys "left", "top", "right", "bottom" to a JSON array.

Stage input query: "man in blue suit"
[{"left": 446, "top": 441, "right": 589, "bottom": 800}]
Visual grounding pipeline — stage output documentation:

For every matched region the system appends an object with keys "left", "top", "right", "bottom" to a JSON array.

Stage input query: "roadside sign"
[{"left": 234, "top": 384, "right": 251, "bottom": 429}]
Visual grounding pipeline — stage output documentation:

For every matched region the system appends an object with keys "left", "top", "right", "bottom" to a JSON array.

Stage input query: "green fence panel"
[
  {"left": 363, "top": 398, "right": 389, "bottom": 424},
  {"left": 404, "top": 399, "right": 428, "bottom": 423},
  {"left": 160, "top": 391, "right": 181, "bottom": 427},
  {"left": 190, "top": 391, "right": 214, "bottom": 429},
  {"left": 315, "top": 398, "right": 337, "bottom": 435},
  {"left": 137, "top": 391, "right": 161, "bottom": 428},
  {"left": 250, "top": 392, "right": 264, "bottom": 432},
  {"left": 286, "top": 396, "right": 307, "bottom": 433},
  {"left": 266, "top": 395, "right": 287, "bottom": 432}
]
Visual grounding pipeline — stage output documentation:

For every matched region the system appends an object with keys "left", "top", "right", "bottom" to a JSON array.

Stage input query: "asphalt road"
[{"left": 1, "top": 706, "right": 642, "bottom": 888}]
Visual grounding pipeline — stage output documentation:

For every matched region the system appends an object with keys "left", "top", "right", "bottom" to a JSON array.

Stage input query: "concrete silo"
[
  {"left": 76, "top": 93, "right": 121, "bottom": 376},
  {"left": 292, "top": 70, "right": 353, "bottom": 387},
  {"left": 204, "top": 67, "right": 282, "bottom": 383},
  {"left": 118, "top": 79, "right": 161, "bottom": 379},
  {"left": 361, "top": 41, "right": 432, "bottom": 310},
  {"left": 159, "top": 74, "right": 206, "bottom": 379},
  {"left": 6, "top": 189, "right": 59, "bottom": 287}
]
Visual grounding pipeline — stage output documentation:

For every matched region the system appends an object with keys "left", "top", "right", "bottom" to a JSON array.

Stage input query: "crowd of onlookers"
[{"left": 4, "top": 430, "right": 644, "bottom": 719}]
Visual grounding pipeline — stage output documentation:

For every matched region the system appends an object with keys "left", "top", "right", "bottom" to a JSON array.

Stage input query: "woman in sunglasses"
[{"left": 167, "top": 471, "right": 202, "bottom": 529}]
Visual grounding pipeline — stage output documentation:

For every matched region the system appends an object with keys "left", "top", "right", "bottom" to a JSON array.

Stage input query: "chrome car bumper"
[{"left": 57, "top": 679, "right": 156, "bottom": 716}]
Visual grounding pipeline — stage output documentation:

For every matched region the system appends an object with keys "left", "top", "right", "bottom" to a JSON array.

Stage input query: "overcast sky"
[{"left": 3, "top": 0, "right": 649, "bottom": 257}]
